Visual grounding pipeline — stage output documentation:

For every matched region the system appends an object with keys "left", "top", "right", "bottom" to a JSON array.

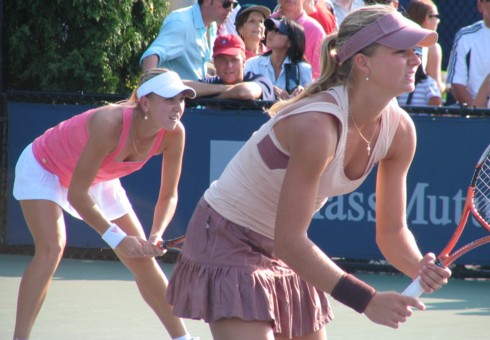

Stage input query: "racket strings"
[{"left": 474, "top": 156, "right": 490, "bottom": 225}]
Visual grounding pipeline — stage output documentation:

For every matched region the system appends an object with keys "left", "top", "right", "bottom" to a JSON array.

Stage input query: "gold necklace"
[
  {"left": 350, "top": 114, "right": 380, "bottom": 156},
  {"left": 131, "top": 118, "right": 155, "bottom": 157}
]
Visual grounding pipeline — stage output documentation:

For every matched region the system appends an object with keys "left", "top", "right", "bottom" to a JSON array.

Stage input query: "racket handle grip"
[
  {"left": 401, "top": 276, "right": 424, "bottom": 298},
  {"left": 157, "top": 240, "right": 165, "bottom": 250}
]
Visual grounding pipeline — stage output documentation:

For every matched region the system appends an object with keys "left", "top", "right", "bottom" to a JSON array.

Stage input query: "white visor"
[{"left": 136, "top": 71, "right": 196, "bottom": 99}]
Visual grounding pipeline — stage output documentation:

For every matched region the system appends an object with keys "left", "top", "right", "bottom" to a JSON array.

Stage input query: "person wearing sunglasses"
[
  {"left": 272, "top": 0, "right": 327, "bottom": 79},
  {"left": 447, "top": 0, "right": 490, "bottom": 106},
  {"left": 406, "top": 0, "right": 445, "bottom": 95},
  {"left": 140, "top": 0, "right": 237, "bottom": 81},
  {"left": 245, "top": 17, "right": 313, "bottom": 100}
]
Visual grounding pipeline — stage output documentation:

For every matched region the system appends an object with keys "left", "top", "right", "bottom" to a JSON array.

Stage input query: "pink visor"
[{"left": 337, "top": 11, "right": 438, "bottom": 62}]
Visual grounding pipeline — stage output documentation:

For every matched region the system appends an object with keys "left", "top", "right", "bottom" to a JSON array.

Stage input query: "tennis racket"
[
  {"left": 402, "top": 143, "right": 490, "bottom": 297},
  {"left": 157, "top": 235, "right": 186, "bottom": 253}
]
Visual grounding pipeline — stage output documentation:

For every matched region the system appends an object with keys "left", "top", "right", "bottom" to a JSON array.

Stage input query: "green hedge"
[{"left": 5, "top": 0, "right": 168, "bottom": 94}]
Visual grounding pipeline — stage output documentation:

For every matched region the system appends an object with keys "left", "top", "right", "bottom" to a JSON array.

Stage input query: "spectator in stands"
[
  {"left": 219, "top": 3, "right": 241, "bottom": 35},
  {"left": 364, "top": 0, "right": 399, "bottom": 8},
  {"left": 185, "top": 34, "right": 275, "bottom": 101},
  {"left": 331, "top": 0, "right": 366, "bottom": 28},
  {"left": 245, "top": 17, "right": 313, "bottom": 100},
  {"left": 474, "top": 72, "right": 490, "bottom": 108},
  {"left": 397, "top": 47, "right": 442, "bottom": 106},
  {"left": 406, "top": 0, "right": 445, "bottom": 95},
  {"left": 272, "top": 0, "right": 327, "bottom": 79},
  {"left": 140, "top": 0, "right": 237, "bottom": 80},
  {"left": 12, "top": 69, "right": 198, "bottom": 340},
  {"left": 446, "top": 0, "right": 490, "bottom": 105},
  {"left": 234, "top": 4, "right": 271, "bottom": 60},
  {"left": 304, "top": 0, "right": 337, "bottom": 35},
  {"left": 167, "top": 5, "right": 451, "bottom": 338}
]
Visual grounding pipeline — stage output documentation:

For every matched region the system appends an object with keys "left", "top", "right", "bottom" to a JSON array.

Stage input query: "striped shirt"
[
  {"left": 446, "top": 21, "right": 490, "bottom": 99},
  {"left": 397, "top": 76, "right": 441, "bottom": 106}
]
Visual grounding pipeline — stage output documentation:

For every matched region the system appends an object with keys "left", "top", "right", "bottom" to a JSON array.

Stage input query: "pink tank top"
[{"left": 32, "top": 107, "right": 165, "bottom": 187}]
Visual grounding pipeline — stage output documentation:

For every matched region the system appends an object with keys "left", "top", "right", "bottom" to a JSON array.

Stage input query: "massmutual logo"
[{"left": 313, "top": 182, "right": 480, "bottom": 228}]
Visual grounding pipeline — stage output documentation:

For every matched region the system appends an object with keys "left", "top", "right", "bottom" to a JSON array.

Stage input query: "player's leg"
[
  {"left": 276, "top": 326, "right": 327, "bottom": 340},
  {"left": 209, "top": 318, "right": 275, "bottom": 340},
  {"left": 112, "top": 211, "right": 189, "bottom": 339},
  {"left": 14, "top": 200, "right": 66, "bottom": 339},
  {"left": 208, "top": 318, "right": 328, "bottom": 340}
]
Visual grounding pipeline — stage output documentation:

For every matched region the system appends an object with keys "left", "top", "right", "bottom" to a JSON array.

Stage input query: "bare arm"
[
  {"left": 214, "top": 82, "right": 263, "bottom": 100},
  {"left": 184, "top": 80, "right": 263, "bottom": 100},
  {"left": 426, "top": 44, "right": 446, "bottom": 94},
  {"left": 273, "top": 112, "right": 345, "bottom": 292},
  {"left": 450, "top": 83, "right": 473, "bottom": 106},
  {"left": 428, "top": 96, "right": 443, "bottom": 106},
  {"left": 141, "top": 55, "right": 159, "bottom": 74},
  {"left": 145, "top": 122, "right": 185, "bottom": 255},
  {"left": 473, "top": 73, "right": 490, "bottom": 108},
  {"left": 272, "top": 111, "right": 424, "bottom": 328},
  {"left": 375, "top": 112, "right": 450, "bottom": 290},
  {"left": 67, "top": 107, "right": 146, "bottom": 257}
]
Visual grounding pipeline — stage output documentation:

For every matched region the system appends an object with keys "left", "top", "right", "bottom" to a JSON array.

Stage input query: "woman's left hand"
[{"left": 417, "top": 253, "right": 452, "bottom": 294}]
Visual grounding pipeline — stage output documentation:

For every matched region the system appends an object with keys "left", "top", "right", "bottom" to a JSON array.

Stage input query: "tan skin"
[
  {"left": 474, "top": 73, "right": 490, "bottom": 108},
  {"left": 141, "top": 0, "right": 235, "bottom": 73},
  {"left": 420, "top": 3, "right": 445, "bottom": 95},
  {"left": 209, "top": 46, "right": 451, "bottom": 339},
  {"left": 237, "top": 11, "right": 267, "bottom": 57},
  {"left": 14, "top": 92, "right": 189, "bottom": 339}
]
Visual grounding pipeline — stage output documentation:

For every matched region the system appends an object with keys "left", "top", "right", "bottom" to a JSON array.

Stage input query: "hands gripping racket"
[
  {"left": 157, "top": 235, "right": 186, "bottom": 253},
  {"left": 402, "top": 144, "right": 490, "bottom": 297}
]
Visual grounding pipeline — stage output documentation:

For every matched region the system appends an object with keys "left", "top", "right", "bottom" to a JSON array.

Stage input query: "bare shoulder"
[
  {"left": 275, "top": 100, "right": 341, "bottom": 155},
  {"left": 385, "top": 106, "right": 416, "bottom": 162},
  {"left": 86, "top": 105, "right": 125, "bottom": 154},
  {"left": 88, "top": 105, "right": 124, "bottom": 135}
]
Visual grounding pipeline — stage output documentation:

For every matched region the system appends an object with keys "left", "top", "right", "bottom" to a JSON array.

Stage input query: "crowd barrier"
[{"left": 5, "top": 101, "right": 490, "bottom": 265}]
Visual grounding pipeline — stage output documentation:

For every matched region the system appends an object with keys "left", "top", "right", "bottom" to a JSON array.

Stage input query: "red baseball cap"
[{"left": 212, "top": 34, "right": 245, "bottom": 58}]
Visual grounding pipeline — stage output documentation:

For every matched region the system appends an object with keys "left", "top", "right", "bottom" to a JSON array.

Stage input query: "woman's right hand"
[
  {"left": 363, "top": 291, "right": 426, "bottom": 328},
  {"left": 116, "top": 236, "right": 147, "bottom": 258}
]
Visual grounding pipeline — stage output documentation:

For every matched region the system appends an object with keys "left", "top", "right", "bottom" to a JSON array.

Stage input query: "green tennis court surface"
[{"left": 1, "top": 254, "right": 488, "bottom": 339}]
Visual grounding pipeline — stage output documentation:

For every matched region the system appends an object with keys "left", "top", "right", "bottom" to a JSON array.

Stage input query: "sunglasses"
[
  {"left": 223, "top": 1, "right": 239, "bottom": 9},
  {"left": 428, "top": 14, "right": 440, "bottom": 18}
]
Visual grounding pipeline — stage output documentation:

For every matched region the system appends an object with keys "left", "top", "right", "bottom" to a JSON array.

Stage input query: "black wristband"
[{"left": 331, "top": 273, "right": 376, "bottom": 313}]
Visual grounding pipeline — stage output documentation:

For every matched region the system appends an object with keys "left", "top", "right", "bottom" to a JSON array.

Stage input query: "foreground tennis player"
[
  {"left": 13, "top": 69, "right": 198, "bottom": 340},
  {"left": 167, "top": 5, "right": 452, "bottom": 340}
]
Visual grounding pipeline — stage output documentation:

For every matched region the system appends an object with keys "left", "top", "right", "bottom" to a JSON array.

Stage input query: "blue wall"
[{"left": 6, "top": 102, "right": 490, "bottom": 265}]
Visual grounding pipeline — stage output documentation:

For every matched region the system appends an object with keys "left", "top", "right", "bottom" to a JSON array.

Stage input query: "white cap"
[{"left": 136, "top": 71, "right": 196, "bottom": 99}]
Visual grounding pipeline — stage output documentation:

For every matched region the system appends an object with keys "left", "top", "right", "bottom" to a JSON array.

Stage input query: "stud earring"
[
  {"left": 144, "top": 112, "right": 149, "bottom": 120},
  {"left": 365, "top": 76, "right": 369, "bottom": 81}
]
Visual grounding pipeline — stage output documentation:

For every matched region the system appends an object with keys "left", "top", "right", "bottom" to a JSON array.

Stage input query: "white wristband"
[{"left": 101, "top": 224, "right": 127, "bottom": 249}]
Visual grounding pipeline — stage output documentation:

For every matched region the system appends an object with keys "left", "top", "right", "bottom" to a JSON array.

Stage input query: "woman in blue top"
[{"left": 244, "top": 17, "right": 313, "bottom": 100}]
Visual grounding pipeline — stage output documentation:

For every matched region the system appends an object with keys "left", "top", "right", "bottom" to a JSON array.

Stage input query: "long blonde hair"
[{"left": 268, "top": 5, "right": 395, "bottom": 116}]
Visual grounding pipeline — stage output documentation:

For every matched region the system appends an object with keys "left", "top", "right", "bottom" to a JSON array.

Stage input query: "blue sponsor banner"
[{"left": 6, "top": 102, "right": 490, "bottom": 264}]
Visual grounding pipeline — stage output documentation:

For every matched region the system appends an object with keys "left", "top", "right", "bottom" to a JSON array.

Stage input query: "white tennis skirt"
[{"left": 13, "top": 144, "right": 132, "bottom": 220}]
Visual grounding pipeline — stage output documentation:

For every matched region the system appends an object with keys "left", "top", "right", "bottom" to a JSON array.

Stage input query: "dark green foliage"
[{"left": 5, "top": 0, "right": 168, "bottom": 94}]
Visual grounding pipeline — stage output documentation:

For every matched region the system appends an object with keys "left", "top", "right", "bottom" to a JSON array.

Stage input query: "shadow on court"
[{"left": 1, "top": 254, "right": 489, "bottom": 340}]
